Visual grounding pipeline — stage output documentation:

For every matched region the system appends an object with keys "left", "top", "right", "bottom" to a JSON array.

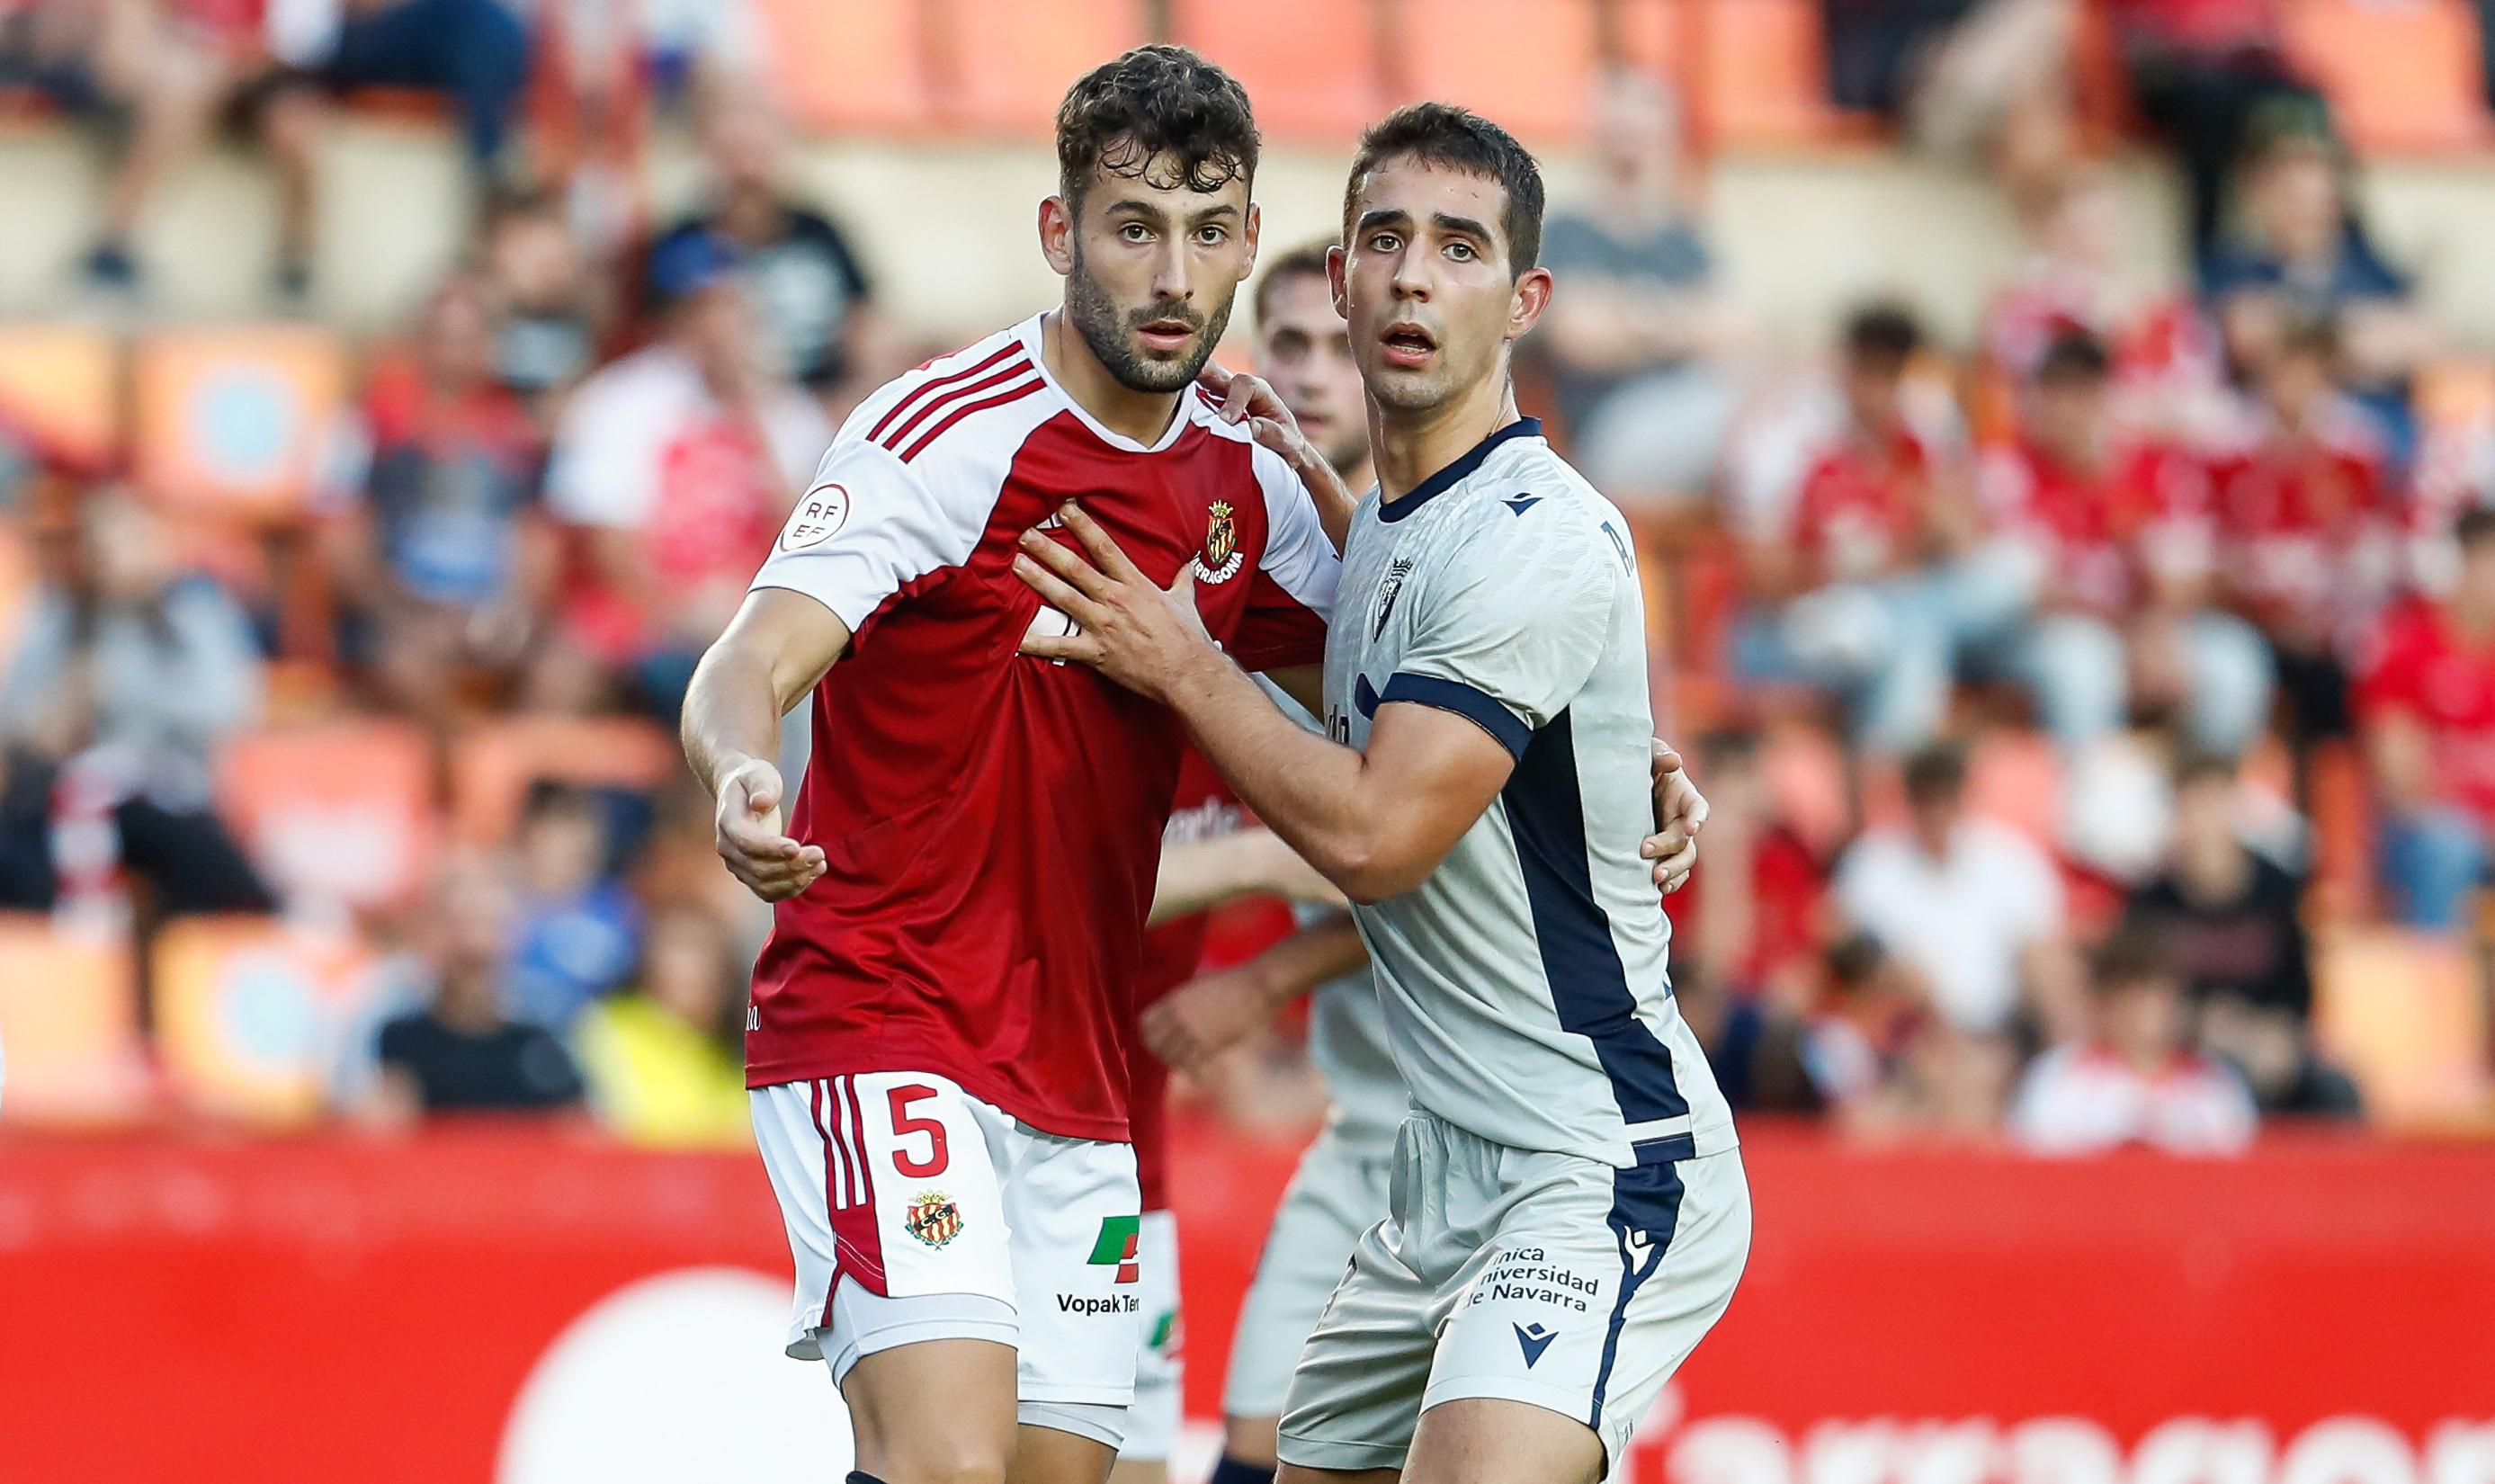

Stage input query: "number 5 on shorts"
[{"left": 889, "top": 1084, "right": 951, "bottom": 1177}]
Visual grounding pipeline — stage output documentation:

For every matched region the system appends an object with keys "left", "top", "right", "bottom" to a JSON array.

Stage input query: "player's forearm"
[
  {"left": 680, "top": 639, "right": 786, "bottom": 800},
  {"left": 1242, "top": 913, "right": 1370, "bottom": 1009},
  {"left": 1149, "top": 836, "right": 1273, "bottom": 926}
]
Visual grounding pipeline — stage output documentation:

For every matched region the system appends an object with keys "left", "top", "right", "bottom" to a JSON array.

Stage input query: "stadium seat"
[
  {"left": 0, "top": 323, "right": 119, "bottom": 472},
  {"left": 1397, "top": 0, "right": 1605, "bottom": 145},
  {"left": 216, "top": 720, "right": 438, "bottom": 914},
  {"left": 2315, "top": 926, "right": 2491, "bottom": 1127},
  {"left": 0, "top": 916, "right": 146, "bottom": 1122},
  {"left": 752, "top": 0, "right": 936, "bottom": 134},
  {"left": 1613, "top": 0, "right": 1695, "bottom": 81},
  {"left": 449, "top": 715, "right": 679, "bottom": 845},
  {"left": 942, "top": 0, "right": 1149, "bottom": 135},
  {"left": 1172, "top": 0, "right": 1382, "bottom": 143},
  {"left": 2282, "top": 0, "right": 2491, "bottom": 153},
  {"left": 1689, "top": 0, "right": 1851, "bottom": 148},
  {"left": 154, "top": 916, "right": 385, "bottom": 1125},
  {"left": 133, "top": 325, "right": 350, "bottom": 519}
]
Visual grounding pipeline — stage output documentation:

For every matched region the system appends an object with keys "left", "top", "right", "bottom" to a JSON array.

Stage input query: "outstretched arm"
[
  {"left": 681, "top": 588, "right": 850, "bottom": 901},
  {"left": 1149, "top": 826, "right": 1346, "bottom": 926},
  {"left": 1144, "top": 912, "right": 1372, "bottom": 1076}
]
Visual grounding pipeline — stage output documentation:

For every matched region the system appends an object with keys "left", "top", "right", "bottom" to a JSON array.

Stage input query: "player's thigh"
[
  {"left": 999, "top": 1122, "right": 1143, "bottom": 1448},
  {"left": 1425, "top": 1147, "right": 1752, "bottom": 1474},
  {"left": 1278, "top": 1466, "right": 1401, "bottom": 1484},
  {"left": 842, "top": 1336, "right": 1019, "bottom": 1484},
  {"left": 1404, "top": 1397, "right": 1601, "bottom": 1484},
  {"left": 1225, "top": 1129, "right": 1394, "bottom": 1430},
  {"left": 1014, "top": 1419, "right": 1119, "bottom": 1484}
]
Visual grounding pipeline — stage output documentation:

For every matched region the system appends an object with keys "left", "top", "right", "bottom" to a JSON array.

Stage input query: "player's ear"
[
  {"left": 1507, "top": 265, "right": 1554, "bottom": 343},
  {"left": 1237, "top": 202, "right": 1262, "bottom": 283},
  {"left": 1327, "top": 245, "right": 1349, "bottom": 319},
  {"left": 1039, "top": 195, "right": 1077, "bottom": 277}
]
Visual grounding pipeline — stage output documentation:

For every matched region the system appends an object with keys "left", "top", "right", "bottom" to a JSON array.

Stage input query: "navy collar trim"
[{"left": 1377, "top": 417, "right": 1543, "bottom": 523}]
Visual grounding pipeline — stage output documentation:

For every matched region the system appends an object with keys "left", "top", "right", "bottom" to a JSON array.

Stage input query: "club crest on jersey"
[
  {"left": 1194, "top": 501, "right": 1244, "bottom": 585},
  {"left": 904, "top": 1190, "right": 962, "bottom": 1248},
  {"left": 1373, "top": 556, "right": 1416, "bottom": 639},
  {"left": 780, "top": 481, "right": 851, "bottom": 550}
]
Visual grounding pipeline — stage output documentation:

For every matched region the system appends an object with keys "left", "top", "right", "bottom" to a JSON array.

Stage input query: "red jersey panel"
[
  {"left": 2207, "top": 405, "right": 2395, "bottom": 635},
  {"left": 1128, "top": 749, "right": 1243, "bottom": 1210},
  {"left": 744, "top": 317, "right": 1338, "bottom": 1140},
  {"left": 2356, "top": 597, "right": 2495, "bottom": 829},
  {"left": 1981, "top": 439, "right": 2212, "bottom": 615}
]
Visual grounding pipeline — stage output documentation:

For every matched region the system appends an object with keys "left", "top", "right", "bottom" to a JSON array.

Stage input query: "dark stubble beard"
[{"left": 1066, "top": 244, "right": 1233, "bottom": 395}]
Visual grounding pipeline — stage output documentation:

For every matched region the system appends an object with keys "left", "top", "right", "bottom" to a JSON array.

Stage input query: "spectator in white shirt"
[
  {"left": 2012, "top": 927, "right": 2258, "bottom": 1155},
  {"left": 1834, "top": 741, "right": 2079, "bottom": 1036}
]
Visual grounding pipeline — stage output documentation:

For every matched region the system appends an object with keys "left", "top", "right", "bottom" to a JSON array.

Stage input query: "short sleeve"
[
  {"left": 1230, "top": 448, "right": 1341, "bottom": 672},
  {"left": 748, "top": 435, "right": 982, "bottom": 632},
  {"left": 1384, "top": 506, "right": 1624, "bottom": 758}
]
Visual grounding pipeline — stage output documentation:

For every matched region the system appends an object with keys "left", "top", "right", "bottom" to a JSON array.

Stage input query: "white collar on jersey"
[{"left": 1015, "top": 314, "right": 1203, "bottom": 456}]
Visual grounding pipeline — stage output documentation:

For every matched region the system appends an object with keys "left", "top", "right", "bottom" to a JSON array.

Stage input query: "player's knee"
[
  {"left": 1220, "top": 1415, "right": 1282, "bottom": 1470},
  {"left": 860, "top": 1445, "right": 1009, "bottom": 1484}
]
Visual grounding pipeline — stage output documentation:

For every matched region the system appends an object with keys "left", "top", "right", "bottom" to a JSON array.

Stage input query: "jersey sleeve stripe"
[
  {"left": 875, "top": 355, "right": 1035, "bottom": 453},
  {"left": 898, "top": 378, "right": 1047, "bottom": 462},
  {"left": 867, "top": 342, "right": 1026, "bottom": 443},
  {"left": 1380, "top": 672, "right": 1532, "bottom": 758}
]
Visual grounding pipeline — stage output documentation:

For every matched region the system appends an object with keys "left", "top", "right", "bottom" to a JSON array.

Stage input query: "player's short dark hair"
[
  {"left": 2456, "top": 505, "right": 2495, "bottom": 550},
  {"left": 1343, "top": 102, "right": 1546, "bottom": 276},
  {"left": 2034, "top": 331, "right": 2113, "bottom": 388},
  {"left": 1254, "top": 239, "right": 1336, "bottom": 327},
  {"left": 1843, "top": 301, "right": 1924, "bottom": 368},
  {"left": 2091, "top": 926, "right": 2175, "bottom": 994},
  {"left": 2171, "top": 749, "right": 2240, "bottom": 792},
  {"left": 1901, "top": 740, "right": 1968, "bottom": 806},
  {"left": 2275, "top": 310, "right": 2342, "bottom": 366},
  {"left": 1055, "top": 45, "right": 1257, "bottom": 214},
  {"left": 1825, "top": 931, "right": 1889, "bottom": 994}
]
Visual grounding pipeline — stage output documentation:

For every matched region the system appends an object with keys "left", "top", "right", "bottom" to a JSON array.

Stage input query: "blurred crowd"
[{"left": 4, "top": 0, "right": 2493, "bottom": 1152}]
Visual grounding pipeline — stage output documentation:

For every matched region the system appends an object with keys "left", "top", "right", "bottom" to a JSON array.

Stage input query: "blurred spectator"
[
  {"left": 2203, "top": 127, "right": 2431, "bottom": 464},
  {"left": 2124, "top": 753, "right": 2314, "bottom": 1014},
  {"left": 317, "top": 273, "right": 553, "bottom": 726},
  {"left": 573, "top": 902, "right": 749, "bottom": 1148},
  {"left": 0, "top": 488, "right": 273, "bottom": 918},
  {"left": 1833, "top": 742, "right": 2078, "bottom": 1036},
  {"left": 2355, "top": 508, "right": 2495, "bottom": 929},
  {"left": 544, "top": 230, "right": 829, "bottom": 717},
  {"left": 1982, "top": 332, "right": 2273, "bottom": 755},
  {"left": 1534, "top": 68, "right": 1741, "bottom": 508},
  {"left": 503, "top": 781, "right": 641, "bottom": 1029},
  {"left": 478, "top": 189, "right": 603, "bottom": 417},
  {"left": 2010, "top": 927, "right": 2258, "bottom": 1153},
  {"left": 2108, "top": 0, "right": 2324, "bottom": 264},
  {"left": 1676, "top": 729, "right": 1828, "bottom": 1004},
  {"left": 364, "top": 858, "right": 586, "bottom": 1122},
  {"left": 2208, "top": 314, "right": 2398, "bottom": 765},
  {"left": 646, "top": 87, "right": 887, "bottom": 416},
  {"left": 2198, "top": 991, "right": 2363, "bottom": 1119},
  {"left": 1718, "top": 931, "right": 1919, "bottom": 1115},
  {"left": 1731, "top": 304, "right": 2024, "bottom": 755},
  {"left": 1821, "top": 0, "right": 2076, "bottom": 186}
]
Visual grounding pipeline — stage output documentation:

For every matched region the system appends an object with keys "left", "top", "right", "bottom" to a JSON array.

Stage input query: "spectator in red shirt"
[
  {"left": 1733, "top": 302, "right": 2030, "bottom": 755},
  {"left": 2209, "top": 314, "right": 2399, "bottom": 759},
  {"left": 2355, "top": 507, "right": 2495, "bottom": 928},
  {"left": 1985, "top": 332, "right": 2273, "bottom": 755}
]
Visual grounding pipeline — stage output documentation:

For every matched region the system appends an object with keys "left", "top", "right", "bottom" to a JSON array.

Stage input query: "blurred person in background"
[
  {"left": 2203, "top": 124, "right": 2431, "bottom": 465},
  {"left": 2107, "top": 0, "right": 2324, "bottom": 264},
  {"left": 363, "top": 855, "right": 585, "bottom": 1123},
  {"left": 1534, "top": 67, "right": 1742, "bottom": 510},
  {"left": 0, "top": 487, "right": 274, "bottom": 918},
  {"left": 544, "top": 228, "right": 829, "bottom": 719},
  {"left": 2010, "top": 927, "right": 2258, "bottom": 1153},
  {"left": 646, "top": 86, "right": 889, "bottom": 418},
  {"left": 1669, "top": 728, "right": 1829, "bottom": 1015},
  {"left": 1982, "top": 332, "right": 2273, "bottom": 756},
  {"left": 2208, "top": 313, "right": 2398, "bottom": 773},
  {"left": 318, "top": 273, "right": 553, "bottom": 728},
  {"left": 502, "top": 781, "right": 641, "bottom": 1030},
  {"left": 2354, "top": 507, "right": 2495, "bottom": 929},
  {"left": 1731, "top": 303, "right": 2023, "bottom": 757},
  {"left": 2123, "top": 752, "right": 2313, "bottom": 1016},
  {"left": 1833, "top": 741, "right": 2080, "bottom": 1041},
  {"left": 1820, "top": 0, "right": 2079, "bottom": 198},
  {"left": 478, "top": 188, "right": 604, "bottom": 422},
  {"left": 573, "top": 899, "right": 750, "bottom": 1148}
]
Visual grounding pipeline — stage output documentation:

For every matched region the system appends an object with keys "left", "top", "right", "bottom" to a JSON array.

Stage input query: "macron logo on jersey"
[
  {"left": 1514, "top": 1322, "right": 1558, "bottom": 1368},
  {"left": 1504, "top": 495, "right": 1542, "bottom": 516}
]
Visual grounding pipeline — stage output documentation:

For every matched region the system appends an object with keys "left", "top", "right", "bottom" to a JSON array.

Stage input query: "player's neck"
[
  {"left": 1040, "top": 309, "right": 1185, "bottom": 447},
  {"left": 1372, "top": 370, "right": 1519, "bottom": 504}
]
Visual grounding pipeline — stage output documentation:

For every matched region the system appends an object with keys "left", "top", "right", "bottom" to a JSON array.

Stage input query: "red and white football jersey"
[
  {"left": 1128, "top": 748, "right": 1244, "bottom": 1211},
  {"left": 744, "top": 316, "right": 1338, "bottom": 1141}
]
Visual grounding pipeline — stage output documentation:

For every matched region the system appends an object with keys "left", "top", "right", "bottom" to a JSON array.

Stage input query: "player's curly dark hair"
[
  {"left": 1055, "top": 45, "right": 1258, "bottom": 211},
  {"left": 1343, "top": 103, "right": 1546, "bottom": 276}
]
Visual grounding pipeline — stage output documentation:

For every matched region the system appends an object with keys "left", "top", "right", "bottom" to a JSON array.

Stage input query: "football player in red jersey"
[{"left": 681, "top": 46, "right": 1350, "bottom": 1484}]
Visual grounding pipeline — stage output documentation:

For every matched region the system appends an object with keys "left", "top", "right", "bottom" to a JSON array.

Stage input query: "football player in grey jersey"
[{"left": 1015, "top": 105, "right": 1745, "bottom": 1484}]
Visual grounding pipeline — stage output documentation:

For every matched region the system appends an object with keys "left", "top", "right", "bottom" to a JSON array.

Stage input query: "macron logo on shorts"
[
  {"left": 1089, "top": 1214, "right": 1141, "bottom": 1284},
  {"left": 1514, "top": 1321, "right": 1558, "bottom": 1368}
]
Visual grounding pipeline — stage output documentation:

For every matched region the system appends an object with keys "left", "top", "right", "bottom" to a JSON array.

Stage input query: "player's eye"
[
  {"left": 1120, "top": 223, "right": 1152, "bottom": 242},
  {"left": 1446, "top": 240, "right": 1477, "bottom": 262},
  {"left": 1368, "top": 231, "right": 1401, "bottom": 252},
  {"left": 1194, "top": 226, "right": 1228, "bottom": 246}
]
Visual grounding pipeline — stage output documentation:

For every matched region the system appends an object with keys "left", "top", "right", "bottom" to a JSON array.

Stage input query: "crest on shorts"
[
  {"left": 1195, "top": 501, "right": 1244, "bottom": 585},
  {"left": 904, "top": 1189, "right": 962, "bottom": 1247}
]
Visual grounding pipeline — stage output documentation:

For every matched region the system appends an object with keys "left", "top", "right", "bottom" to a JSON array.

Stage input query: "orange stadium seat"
[
  {"left": 752, "top": 0, "right": 935, "bottom": 133},
  {"left": 1613, "top": 0, "right": 1695, "bottom": 79},
  {"left": 2315, "top": 926, "right": 2493, "bottom": 1128},
  {"left": 154, "top": 916, "right": 385, "bottom": 1125},
  {"left": 0, "top": 324, "right": 120, "bottom": 471},
  {"left": 2282, "top": 0, "right": 2490, "bottom": 153},
  {"left": 0, "top": 916, "right": 147, "bottom": 1122},
  {"left": 942, "top": 0, "right": 1149, "bottom": 135},
  {"left": 1397, "top": 0, "right": 1605, "bottom": 145},
  {"left": 449, "top": 715, "right": 680, "bottom": 845},
  {"left": 133, "top": 325, "right": 350, "bottom": 520},
  {"left": 1172, "top": 0, "right": 1382, "bottom": 143},
  {"left": 1690, "top": 0, "right": 1849, "bottom": 148},
  {"left": 216, "top": 720, "right": 437, "bottom": 914}
]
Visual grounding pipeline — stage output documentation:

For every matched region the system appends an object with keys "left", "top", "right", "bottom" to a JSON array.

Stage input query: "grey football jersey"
[{"left": 1320, "top": 418, "right": 1736, "bottom": 1167}]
